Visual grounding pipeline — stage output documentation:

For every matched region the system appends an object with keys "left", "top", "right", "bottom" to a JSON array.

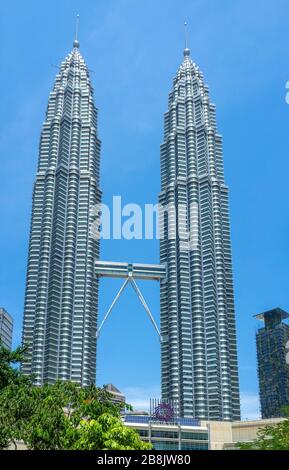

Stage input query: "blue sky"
[{"left": 1, "top": 0, "right": 289, "bottom": 419}]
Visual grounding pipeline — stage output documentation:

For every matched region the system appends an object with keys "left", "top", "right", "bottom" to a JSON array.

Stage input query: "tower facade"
[
  {"left": 0, "top": 308, "right": 13, "bottom": 351},
  {"left": 159, "top": 47, "right": 240, "bottom": 420},
  {"left": 256, "top": 308, "right": 289, "bottom": 418},
  {"left": 22, "top": 39, "right": 101, "bottom": 386}
]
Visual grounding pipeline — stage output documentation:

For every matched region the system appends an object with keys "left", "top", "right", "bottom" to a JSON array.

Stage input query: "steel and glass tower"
[
  {"left": 0, "top": 308, "right": 13, "bottom": 351},
  {"left": 22, "top": 37, "right": 101, "bottom": 386},
  {"left": 159, "top": 45, "right": 240, "bottom": 420},
  {"left": 255, "top": 308, "right": 289, "bottom": 418}
]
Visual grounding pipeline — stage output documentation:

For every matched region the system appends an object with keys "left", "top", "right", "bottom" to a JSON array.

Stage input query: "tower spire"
[
  {"left": 183, "top": 21, "right": 190, "bottom": 57},
  {"left": 73, "top": 14, "right": 80, "bottom": 48}
]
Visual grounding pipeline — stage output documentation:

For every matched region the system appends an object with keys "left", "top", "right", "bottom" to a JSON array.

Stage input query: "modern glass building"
[
  {"left": 0, "top": 308, "right": 13, "bottom": 350},
  {"left": 21, "top": 38, "right": 101, "bottom": 386},
  {"left": 255, "top": 308, "right": 289, "bottom": 418},
  {"left": 123, "top": 414, "right": 209, "bottom": 450},
  {"left": 159, "top": 45, "right": 240, "bottom": 420}
]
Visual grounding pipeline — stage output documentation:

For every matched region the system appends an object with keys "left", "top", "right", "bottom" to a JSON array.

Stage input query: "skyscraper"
[
  {"left": 0, "top": 308, "right": 13, "bottom": 350},
  {"left": 159, "top": 45, "right": 240, "bottom": 420},
  {"left": 255, "top": 308, "right": 289, "bottom": 418},
  {"left": 22, "top": 37, "right": 101, "bottom": 386}
]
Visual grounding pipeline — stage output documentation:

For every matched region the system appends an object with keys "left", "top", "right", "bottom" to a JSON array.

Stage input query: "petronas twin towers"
[
  {"left": 22, "top": 39, "right": 101, "bottom": 386},
  {"left": 22, "top": 35, "right": 240, "bottom": 420},
  {"left": 160, "top": 47, "right": 240, "bottom": 420}
]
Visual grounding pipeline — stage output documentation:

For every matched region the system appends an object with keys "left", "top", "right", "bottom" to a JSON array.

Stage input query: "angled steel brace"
[
  {"left": 96, "top": 278, "right": 129, "bottom": 338},
  {"left": 96, "top": 275, "right": 162, "bottom": 342},
  {"left": 129, "top": 277, "right": 162, "bottom": 341}
]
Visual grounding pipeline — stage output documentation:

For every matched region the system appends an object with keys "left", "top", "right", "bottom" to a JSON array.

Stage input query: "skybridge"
[{"left": 95, "top": 261, "right": 167, "bottom": 342}]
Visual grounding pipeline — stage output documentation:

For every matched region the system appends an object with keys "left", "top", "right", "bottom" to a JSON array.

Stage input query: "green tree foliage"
[
  {"left": 0, "top": 340, "right": 29, "bottom": 390},
  {"left": 0, "top": 381, "right": 35, "bottom": 449},
  {"left": 64, "top": 414, "right": 150, "bottom": 450},
  {"left": 0, "top": 341, "right": 33, "bottom": 448},
  {"left": 0, "top": 345, "right": 151, "bottom": 450},
  {"left": 238, "top": 409, "right": 289, "bottom": 450}
]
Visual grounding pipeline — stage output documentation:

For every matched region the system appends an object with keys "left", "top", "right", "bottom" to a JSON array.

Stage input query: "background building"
[
  {"left": 123, "top": 412, "right": 285, "bottom": 450},
  {"left": 124, "top": 414, "right": 209, "bottom": 450},
  {"left": 0, "top": 308, "right": 13, "bottom": 350},
  {"left": 159, "top": 45, "right": 240, "bottom": 420},
  {"left": 221, "top": 417, "right": 285, "bottom": 450},
  {"left": 104, "top": 383, "right": 126, "bottom": 405},
  {"left": 21, "top": 37, "right": 102, "bottom": 386},
  {"left": 255, "top": 308, "right": 289, "bottom": 418}
]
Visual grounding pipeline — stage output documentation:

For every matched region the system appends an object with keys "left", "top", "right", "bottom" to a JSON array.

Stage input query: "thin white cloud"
[
  {"left": 239, "top": 365, "right": 256, "bottom": 372},
  {"left": 122, "top": 386, "right": 160, "bottom": 411},
  {"left": 240, "top": 392, "right": 261, "bottom": 421}
]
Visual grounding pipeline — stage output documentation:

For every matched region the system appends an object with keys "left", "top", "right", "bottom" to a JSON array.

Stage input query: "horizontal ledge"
[{"left": 95, "top": 260, "right": 167, "bottom": 281}]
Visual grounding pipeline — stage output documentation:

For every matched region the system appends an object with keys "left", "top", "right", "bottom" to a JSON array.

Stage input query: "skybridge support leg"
[
  {"left": 96, "top": 270, "right": 164, "bottom": 342},
  {"left": 96, "top": 278, "right": 129, "bottom": 338},
  {"left": 129, "top": 277, "right": 162, "bottom": 342}
]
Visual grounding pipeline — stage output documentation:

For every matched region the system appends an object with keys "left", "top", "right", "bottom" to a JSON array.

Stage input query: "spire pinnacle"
[
  {"left": 183, "top": 21, "right": 190, "bottom": 57},
  {"left": 73, "top": 14, "right": 80, "bottom": 48}
]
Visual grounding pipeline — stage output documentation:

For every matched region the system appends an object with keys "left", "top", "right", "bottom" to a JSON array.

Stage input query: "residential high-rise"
[
  {"left": 22, "top": 37, "right": 101, "bottom": 386},
  {"left": 255, "top": 308, "right": 289, "bottom": 418},
  {"left": 159, "top": 45, "right": 240, "bottom": 420},
  {"left": 0, "top": 308, "right": 13, "bottom": 350}
]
